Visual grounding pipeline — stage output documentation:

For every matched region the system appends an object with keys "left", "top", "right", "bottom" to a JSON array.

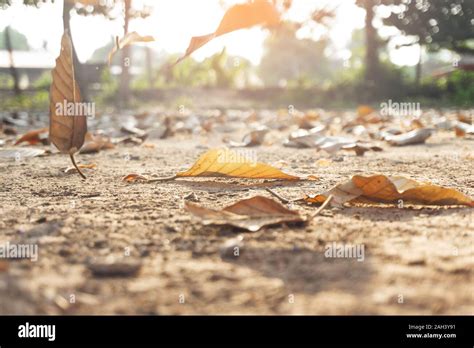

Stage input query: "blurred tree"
[
  {"left": 0, "top": 27, "right": 29, "bottom": 51},
  {"left": 382, "top": 0, "right": 474, "bottom": 84},
  {"left": 355, "top": 0, "right": 383, "bottom": 88},
  {"left": 0, "top": 0, "right": 48, "bottom": 95},
  {"left": 259, "top": 22, "right": 332, "bottom": 86}
]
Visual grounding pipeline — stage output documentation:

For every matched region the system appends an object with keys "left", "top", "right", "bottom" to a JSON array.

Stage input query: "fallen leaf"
[
  {"left": 383, "top": 128, "right": 433, "bottom": 146},
  {"left": 108, "top": 31, "right": 155, "bottom": 65},
  {"left": 176, "top": 148, "right": 300, "bottom": 180},
  {"left": 185, "top": 196, "right": 306, "bottom": 232},
  {"left": 49, "top": 31, "right": 87, "bottom": 178},
  {"left": 122, "top": 173, "right": 150, "bottom": 182},
  {"left": 454, "top": 121, "right": 474, "bottom": 137},
  {"left": 64, "top": 163, "right": 97, "bottom": 174},
  {"left": 175, "top": 0, "right": 280, "bottom": 64},
  {"left": 80, "top": 133, "right": 115, "bottom": 154},
  {"left": 0, "top": 148, "right": 46, "bottom": 160},
  {"left": 14, "top": 128, "right": 49, "bottom": 146},
  {"left": 305, "top": 175, "right": 474, "bottom": 207},
  {"left": 285, "top": 132, "right": 381, "bottom": 156},
  {"left": 227, "top": 126, "right": 268, "bottom": 147}
]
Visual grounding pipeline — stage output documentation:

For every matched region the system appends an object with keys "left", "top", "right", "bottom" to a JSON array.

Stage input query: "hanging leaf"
[
  {"left": 185, "top": 195, "right": 306, "bottom": 232},
  {"left": 175, "top": 0, "right": 280, "bottom": 65},
  {"left": 108, "top": 31, "right": 155, "bottom": 65},
  {"left": 49, "top": 31, "right": 87, "bottom": 179},
  {"left": 176, "top": 148, "right": 300, "bottom": 180},
  {"left": 305, "top": 175, "right": 474, "bottom": 207}
]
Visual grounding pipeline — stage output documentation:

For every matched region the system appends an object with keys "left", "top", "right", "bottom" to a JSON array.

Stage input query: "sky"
[{"left": 0, "top": 0, "right": 420, "bottom": 66}]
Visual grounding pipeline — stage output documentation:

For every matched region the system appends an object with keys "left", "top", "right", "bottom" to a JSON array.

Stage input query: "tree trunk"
[
  {"left": 118, "top": 0, "right": 132, "bottom": 107},
  {"left": 415, "top": 45, "right": 422, "bottom": 86},
  {"left": 5, "top": 26, "right": 21, "bottom": 96},
  {"left": 364, "top": 0, "right": 379, "bottom": 87}
]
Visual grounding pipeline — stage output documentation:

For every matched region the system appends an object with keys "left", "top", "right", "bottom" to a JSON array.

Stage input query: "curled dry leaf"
[
  {"left": 185, "top": 196, "right": 306, "bottom": 232},
  {"left": 305, "top": 175, "right": 474, "bottom": 207},
  {"left": 108, "top": 31, "right": 155, "bottom": 65},
  {"left": 227, "top": 126, "right": 269, "bottom": 147},
  {"left": 49, "top": 31, "right": 87, "bottom": 178},
  {"left": 176, "top": 148, "right": 300, "bottom": 180},
  {"left": 383, "top": 128, "right": 434, "bottom": 146},
  {"left": 175, "top": 0, "right": 280, "bottom": 65},
  {"left": 14, "top": 128, "right": 49, "bottom": 146}
]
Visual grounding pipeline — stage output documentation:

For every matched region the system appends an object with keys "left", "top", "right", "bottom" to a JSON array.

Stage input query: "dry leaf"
[
  {"left": 122, "top": 173, "right": 150, "bottom": 182},
  {"left": 454, "top": 121, "right": 474, "bottom": 137},
  {"left": 80, "top": 133, "right": 115, "bottom": 154},
  {"left": 108, "top": 31, "right": 155, "bottom": 65},
  {"left": 176, "top": 148, "right": 300, "bottom": 180},
  {"left": 305, "top": 175, "right": 474, "bottom": 207},
  {"left": 285, "top": 131, "right": 381, "bottom": 156},
  {"left": 49, "top": 31, "right": 87, "bottom": 178},
  {"left": 175, "top": 0, "right": 280, "bottom": 64},
  {"left": 227, "top": 126, "right": 268, "bottom": 147},
  {"left": 0, "top": 148, "right": 46, "bottom": 160},
  {"left": 64, "top": 163, "right": 97, "bottom": 174},
  {"left": 14, "top": 128, "right": 49, "bottom": 146},
  {"left": 384, "top": 128, "right": 433, "bottom": 146},
  {"left": 185, "top": 196, "right": 306, "bottom": 231}
]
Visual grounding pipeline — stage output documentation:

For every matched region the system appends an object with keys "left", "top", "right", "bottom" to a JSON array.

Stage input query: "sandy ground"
[{"left": 0, "top": 109, "right": 473, "bottom": 315}]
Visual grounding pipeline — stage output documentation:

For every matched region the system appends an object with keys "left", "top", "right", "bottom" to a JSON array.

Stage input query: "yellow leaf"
[
  {"left": 108, "top": 32, "right": 155, "bottom": 65},
  {"left": 185, "top": 196, "right": 306, "bottom": 232},
  {"left": 176, "top": 148, "right": 300, "bottom": 180},
  {"left": 175, "top": 0, "right": 280, "bottom": 65},
  {"left": 306, "top": 175, "right": 474, "bottom": 207}
]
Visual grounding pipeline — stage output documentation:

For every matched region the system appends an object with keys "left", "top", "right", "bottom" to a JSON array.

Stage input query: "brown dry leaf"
[
  {"left": 14, "top": 128, "right": 49, "bottom": 146},
  {"left": 108, "top": 32, "right": 155, "bottom": 65},
  {"left": 384, "top": 128, "right": 433, "bottom": 146},
  {"left": 49, "top": 31, "right": 87, "bottom": 178},
  {"left": 175, "top": 0, "right": 280, "bottom": 64},
  {"left": 122, "top": 173, "right": 150, "bottom": 182},
  {"left": 305, "top": 175, "right": 474, "bottom": 207},
  {"left": 176, "top": 148, "right": 300, "bottom": 180},
  {"left": 185, "top": 196, "right": 306, "bottom": 232},
  {"left": 454, "top": 121, "right": 474, "bottom": 137},
  {"left": 64, "top": 163, "right": 97, "bottom": 174},
  {"left": 80, "top": 133, "right": 115, "bottom": 154}
]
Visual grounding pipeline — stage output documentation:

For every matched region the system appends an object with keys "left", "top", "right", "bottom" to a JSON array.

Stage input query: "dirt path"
[{"left": 0, "top": 112, "right": 473, "bottom": 314}]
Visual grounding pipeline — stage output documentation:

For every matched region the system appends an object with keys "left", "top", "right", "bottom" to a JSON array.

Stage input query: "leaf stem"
[
  {"left": 69, "top": 153, "right": 86, "bottom": 180},
  {"left": 309, "top": 195, "right": 333, "bottom": 221}
]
